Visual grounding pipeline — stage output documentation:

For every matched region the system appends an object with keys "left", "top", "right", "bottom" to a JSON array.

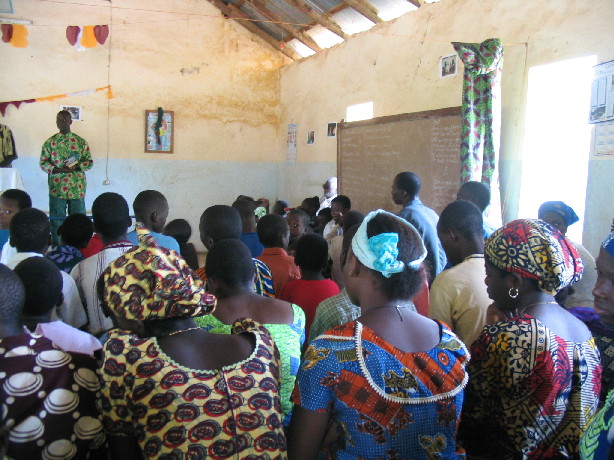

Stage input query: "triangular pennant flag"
[
  {"left": 80, "top": 25, "right": 97, "bottom": 48},
  {"left": 1, "top": 24, "right": 13, "bottom": 43},
  {"left": 66, "top": 26, "right": 80, "bottom": 46},
  {"left": 94, "top": 25, "right": 109, "bottom": 45},
  {"left": 9, "top": 25, "right": 28, "bottom": 48}
]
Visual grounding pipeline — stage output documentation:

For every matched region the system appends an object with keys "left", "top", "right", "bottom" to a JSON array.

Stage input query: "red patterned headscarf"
[
  {"left": 485, "top": 219, "right": 583, "bottom": 296},
  {"left": 102, "top": 226, "right": 216, "bottom": 320}
]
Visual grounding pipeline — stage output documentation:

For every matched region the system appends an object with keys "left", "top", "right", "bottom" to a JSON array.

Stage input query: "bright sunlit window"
[
  {"left": 346, "top": 102, "right": 373, "bottom": 122},
  {"left": 518, "top": 55, "right": 597, "bottom": 242}
]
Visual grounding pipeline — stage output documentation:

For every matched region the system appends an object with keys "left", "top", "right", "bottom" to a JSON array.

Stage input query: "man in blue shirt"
[{"left": 391, "top": 171, "right": 447, "bottom": 283}]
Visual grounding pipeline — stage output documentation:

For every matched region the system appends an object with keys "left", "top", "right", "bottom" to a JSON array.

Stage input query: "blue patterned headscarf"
[
  {"left": 602, "top": 231, "right": 614, "bottom": 259},
  {"left": 538, "top": 201, "right": 579, "bottom": 227},
  {"left": 352, "top": 210, "right": 427, "bottom": 278}
]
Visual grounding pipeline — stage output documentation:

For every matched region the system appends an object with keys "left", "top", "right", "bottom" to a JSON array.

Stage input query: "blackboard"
[{"left": 337, "top": 107, "right": 462, "bottom": 215}]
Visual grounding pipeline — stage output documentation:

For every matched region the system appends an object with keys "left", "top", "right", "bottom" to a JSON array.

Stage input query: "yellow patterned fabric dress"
[
  {"left": 460, "top": 315, "right": 602, "bottom": 459},
  {"left": 98, "top": 319, "right": 287, "bottom": 459}
]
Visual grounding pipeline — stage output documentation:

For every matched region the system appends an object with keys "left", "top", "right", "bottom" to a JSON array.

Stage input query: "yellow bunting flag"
[
  {"left": 80, "top": 26, "right": 97, "bottom": 48},
  {"left": 9, "top": 25, "right": 28, "bottom": 48}
]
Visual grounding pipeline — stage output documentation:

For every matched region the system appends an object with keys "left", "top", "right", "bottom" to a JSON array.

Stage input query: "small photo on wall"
[
  {"left": 439, "top": 54, "right": 458, "bottom": 78},
  {"left": 307, "top": 130, "right": 315, "bottom": 144},
  {"left": 327, "top": 122, "right": 337, "bottom": 137},
  {"left": 60, "top": 105, "right": 82, "bottom": 121}
]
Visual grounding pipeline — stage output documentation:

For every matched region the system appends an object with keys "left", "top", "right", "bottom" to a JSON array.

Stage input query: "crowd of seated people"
[{"left": 1, "top": 173, "right": 613, "bottom": 459}]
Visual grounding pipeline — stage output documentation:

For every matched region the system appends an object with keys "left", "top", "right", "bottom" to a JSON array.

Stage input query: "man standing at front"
[{"left": 40, "top": 110, "right": 93, "bottom": 245}]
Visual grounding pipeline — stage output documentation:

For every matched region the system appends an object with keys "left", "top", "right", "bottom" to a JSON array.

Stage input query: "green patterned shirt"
[{"left": 40, "top": 132, "right": 93, "bottom": 199}]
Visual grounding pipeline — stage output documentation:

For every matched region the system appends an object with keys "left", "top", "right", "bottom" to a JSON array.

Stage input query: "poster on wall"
[
  {"left": 286, "top": 123, "right": 297, "bottom": 162},
  {"left": 145, "top": 110, "right": 174, "bottom": 153},
  {"left": 327, "top": 122, "right": 337, "bottom": 137},
  {"left": 60, "top": 105, "right": 82, "bottom": 121},
  {"left": 439, "top": 54, "right": 458, "bottom": 79},
  {"left": 590, "top": 59, "right": 614, "bottom": 124},
  {"left": 594, "top": 120, "right": 614, "bottom": 155}
]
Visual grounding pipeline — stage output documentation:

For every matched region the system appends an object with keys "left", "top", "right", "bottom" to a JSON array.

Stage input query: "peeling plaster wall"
[
  {"left": 278, "top": 0, "right": 614, "bottom": 253},
  {"left": 1, "top": 0, "right": 289, "bottom": 249}
]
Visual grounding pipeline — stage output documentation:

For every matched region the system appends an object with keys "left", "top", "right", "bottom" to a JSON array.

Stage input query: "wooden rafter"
[
  {"left": 342, "top": 0, "right": 381, "bottom": 24},
  {"left": 406, "top": 0, "right": 422, "bottom": 7},
  {"left": 247, "top": 0, "right": 322, "bottom": 52},
  {"left": 282, "top": 0, "right": 349, "bottom": 40},
  {"left": 206, "top": 0, "right": 300, "bottom": 59}
]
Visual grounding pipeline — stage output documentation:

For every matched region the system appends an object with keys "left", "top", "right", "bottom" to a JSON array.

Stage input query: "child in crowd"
[
  {"left": 71, "top": 192, "right": 134, "bottom": 336},
  {"left": 163, "top": 218, "right": 199, "bottom": 270},
  {"left": 316, "top": 207, "right": 332, "bottom": 235},
  {"left": 272, "top": 199, "right": 290, "bottom": 217},
  {"left": 6, "top": 208, "right": 87, "bottom": 329},
  {"left": 256, "top": 213, "right": 300, "bottom": 294},
  {"left": 279, "top": 233, "right": 339, "bottom": 335},
  {"left": 15, "top": 257, "right": 101, "bottom": 355},
  {"left": 127, "top": 190, "right": 179, "bottom": 252},
  {"left": 46, "top": 213, "right": 93, "bottom": 273},
  {"left": 300, "top": 196, "right": 320, "bottom": 230},
  {"left": 0, "top": 188, "right": 31, "bottom": 263},
  {"left": 323, "top": 194, "right": 351, "bottom": 242},
  {"left": 286, "top": 208, "right": 311, "bottom": 256},
  {"left": 233, "top": 196, "right": 265, "bottom": 257},
  {"left": 197, "top": 205, "right": 275, "bottom": 297},
  {"left": 329, "top": 210, "right": 365, "bottom": 289}
]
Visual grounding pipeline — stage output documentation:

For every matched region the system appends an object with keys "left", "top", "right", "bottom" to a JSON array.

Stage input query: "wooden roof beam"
[
  {"left": 405, "top": 0, "right": 422, "bottom": 8},
  {"left": 248, "top": 0, "right": 323, "bottom": 52},
  {"left": 206, "top": 0, "right": 300, "bottom": 60},
  {"left": 282, "top": 0, "right": 349, "bottom": 40},
  {"left": 342, "top": 0, "right": 382, "bottom": 24}
]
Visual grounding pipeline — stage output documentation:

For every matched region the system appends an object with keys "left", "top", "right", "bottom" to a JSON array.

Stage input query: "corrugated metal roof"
[{"left": 220, "top": 0, "right": 441, "bottom": 59}]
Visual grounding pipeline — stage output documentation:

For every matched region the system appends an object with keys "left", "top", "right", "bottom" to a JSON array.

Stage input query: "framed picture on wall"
[
  {"left": 145, "top": 110, "right": 174, "bottom": 153},
  {"left": 60, "top": 105, "right": 82, "bottom": 121},
  {"left": 440, "top": 54, "right": 458, "bottom": 78}
]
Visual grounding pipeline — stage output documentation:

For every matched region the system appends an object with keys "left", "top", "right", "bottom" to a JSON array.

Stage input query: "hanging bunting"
[
  {"left": 66, "top": 25, "right": 109, "bottom": 48},
  {"left": 0, "top": 86, "right": 113, "bottom": 117},
  {"left": 1, "top": 24, "right": 28, "bottom": 47}
]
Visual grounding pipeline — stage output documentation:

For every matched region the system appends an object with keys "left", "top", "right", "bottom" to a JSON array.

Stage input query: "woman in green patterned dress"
[{"left": 195, "top": 238, "right": 306, "bottom": 427}]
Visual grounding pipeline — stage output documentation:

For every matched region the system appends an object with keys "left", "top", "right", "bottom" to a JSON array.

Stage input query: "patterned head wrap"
[
  {"left": 102, "top": 226, "right": 216, "bottom": 321},
  {"left": 485, "top": 219, "right": 583, "bottom": 296},
  {"left": 538, "top": 201, "right": 579, "bottom": 227},
  {"left": 352, "top": 209, "right": 427, "bottom": 278},
  {"left": 602, "top": 231, "right": 614, "bottom": 259}
]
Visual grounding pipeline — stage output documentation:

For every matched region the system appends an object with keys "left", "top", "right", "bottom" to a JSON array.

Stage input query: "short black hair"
[
  {"left": 363, "top": 213, "right": 425, "bottom": 299},
  {"left": 295, "top": 233, "right": 329, "bottom": 271},
  {"left": 1, "top": 189, "right": 32, "bottom": 210},
  {"left": 92, "top": 192, "right": 130, "bottom": 240},
  {"left": 341, "top": 224, "right": 360, "bottom": 267},
  {"left": 200, "top": 205, "right": 242, "bottom": 242},
  {"left": 301, "top": 197, "right": 320, "bottom": 216},
  {"left": 14, "top": 257, "right": 62, "bottom": 317},
  {"left": 232, "top": 199, "right": 256, "bottom": 220},
  {"left": 206, "top": 239, "right": 255, "bottom": 286},
  {"left": 318, "top": 207, "right": 332, "bottom": 221},
  {"left": 342, "top": 210, "right": 364, "bottom": 232},
  {"left": 394, "top": 172, "right": 421, "bottom": 196},
  {"left": 58, "top": 213, "right": 93, "bottom": 249},
  {"left": 458, "top": 181, "right": 491, "bottom": 212},
  {"left": 163, "top": 219, "right": 192, "bottom": 245},
  {"left": 287, "top": 209, "right": 311, "bottom": 226},
  {"left": 331, "top": 195, "right": 351, "bottom": 210},
  {"left": 133, "top": 190, "right": 168, "bottom": 220},
  {"left": 0, "top": 264, "right": 25, "bottom": 324},
  {"left": 257, "top": 214, "right": 288, "bottom": 247},
  {"left": 272, "top": 200, "right": 289, "bottom": 216},
  {"left": 10, "top": 208, "right": 50, "bottom": 252},
  {"left": 438, "top": 200, "right": 483, "bottom": 240}
]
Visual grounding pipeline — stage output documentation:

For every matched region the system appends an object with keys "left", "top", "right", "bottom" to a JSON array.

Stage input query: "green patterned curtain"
[{"left": 452, "top": 39, "right": 504, "bottom": 219}]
